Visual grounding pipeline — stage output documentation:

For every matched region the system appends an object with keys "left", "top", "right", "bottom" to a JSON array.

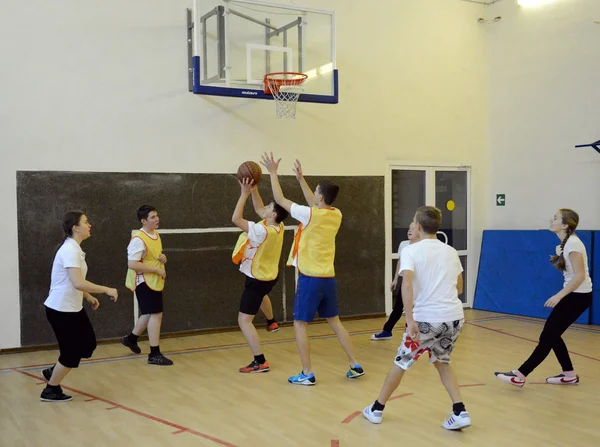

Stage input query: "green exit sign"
[{"left": 496, "top": 194, "right": 506, "bottom": 206}]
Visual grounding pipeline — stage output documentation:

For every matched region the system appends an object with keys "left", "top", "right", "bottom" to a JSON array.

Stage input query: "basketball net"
[{"left": 264, "top": 72, "right": 308, "bottom": 119}]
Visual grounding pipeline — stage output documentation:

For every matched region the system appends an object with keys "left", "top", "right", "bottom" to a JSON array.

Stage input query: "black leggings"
[
  {"left": 518, "top": 291, "right": 592, "bottom": 376},
  {"left": 383, "top": 278, "right": 404, "bottom": 333},
  {"left": 46, "top": 306, "right": 97, "bottom": 368}
]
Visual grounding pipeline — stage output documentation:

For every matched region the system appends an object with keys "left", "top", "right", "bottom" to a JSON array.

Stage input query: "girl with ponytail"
[
  {"left": 494, "top": 209, "right": 593, "bottom": 388},
  {"left": 41, "top": 211, "right": 119, "bottom": 402}
]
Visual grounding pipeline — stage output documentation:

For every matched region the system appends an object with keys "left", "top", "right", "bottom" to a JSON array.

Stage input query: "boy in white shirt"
[{"left": 363, "top": 206, "right": 471, "bottom": 430}]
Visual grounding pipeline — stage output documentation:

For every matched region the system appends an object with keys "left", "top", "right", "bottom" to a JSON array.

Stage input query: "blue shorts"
[{"left": 293, "top": 274, "right": 339, "bottom": 322}]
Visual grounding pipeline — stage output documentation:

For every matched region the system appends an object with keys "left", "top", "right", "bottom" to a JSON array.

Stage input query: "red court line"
[
  {"left": 0, "top": 315, "right": 511, "bottom": 373},
  {"left": 459, "top": 383, "right": 485, "bottom": 388},
  {"left": 106, "top": 406, "right": 119, "bottom": 410},
  {"left": 341, "top": 411, "right": 361, "bottom": 424},
  {"left": 13, "top": 369, "right": 239, "bottom": 447},
  {"left": 331, "top": 440, "right": 340, "bottom": 447},
  {"left": 173, "top": 429, "right": 187, "bottom": 435},
  {"left": 389, "top": 392, "right": 413, "bottom": 401},
  {"left": 84, "top": 397, "right": 97, "bottom": 402},
  {"left": 342, "top": 393, "right": 414, "bottom": 425},
  {"left": 466, "top": 322, "right": 600, "bottom": 362},
  {"left": 36, "top": 381, "right": 45, "bottom": 385},
  {"left": 0, "top": 328, "right": 381, "bottom": 371}
]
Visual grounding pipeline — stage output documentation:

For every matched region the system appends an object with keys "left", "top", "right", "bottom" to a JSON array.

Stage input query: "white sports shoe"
[
  {"left": 442, "top": 411, "right": 471, "bottom": 430},
  {"left": 363, "top": 405, "right": 383, "bottom": 424},
  {"left": 546, "top": 373, "right": 579, "bottom": 385}
]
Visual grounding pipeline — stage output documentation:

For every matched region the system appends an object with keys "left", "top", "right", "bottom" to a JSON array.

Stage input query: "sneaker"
[
  {"left": 42, "top": 365, "right": 54, "bottom": 382},
  {"left": 121, "top": 335, "right": 141, "bottom": 354},
  {"left": 288, "top": 371, "right": 316, "bottom": 386},
  {"left": 494, "top": 371, "right": 525, "bottom": 388},
  {"left": 239, "top": 360, "right": 270, "bottom": 373},
  {"left": 362, "top": 405, "right": 383, "bottom": 424},
  {"left": 546, "top": 373, "right": 579, "bottom": 385},
  {"left": 40, "top": 386, "right": 73, "bottom": 402},
  {"left": 266, "top": 322, "right": 279, "bottom": 332},
  {"left": 370, "top": 331, "right": 393, "bottom": 340},
  {"left": 442, "top": 411, "right": 471, "bottom": 430},
  {"left": 148, "top": 353, "right": 174, "bottom": 366},
  {"left": 347, "top": 364, "right": 365, "bottom": 379}
]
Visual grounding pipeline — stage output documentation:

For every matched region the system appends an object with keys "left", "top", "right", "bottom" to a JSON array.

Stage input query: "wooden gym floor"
[{"left": 1, "top": 309, "right": 599, "bottom": 447}]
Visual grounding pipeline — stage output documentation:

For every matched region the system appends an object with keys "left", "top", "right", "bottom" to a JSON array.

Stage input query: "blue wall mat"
[
  {"left": 592, "top": 232, "right": 599, "bottom": 325},
  {"left": 474, "top": 230, "right": 592, "bottom": 324}
]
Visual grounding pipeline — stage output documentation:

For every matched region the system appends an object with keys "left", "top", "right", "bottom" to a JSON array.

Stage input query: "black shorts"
[
  {"left": 239, "top": 275, "right": 277, "bottom": 315},
  {"left": 45, "top": 306, "right": 97, "bottom": 368},
  {"left": 135, "top": 281, "right": 164, "bottom": 315}
]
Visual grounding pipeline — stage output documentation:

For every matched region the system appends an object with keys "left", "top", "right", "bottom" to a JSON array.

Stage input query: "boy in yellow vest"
[
  {"left": 121, "top": 205, "right": 173, "bottom": 366},
  {"left": 261, "top": 152, "right": 364, "bottom": 385},
  {"left": 232, "top": 178, "right": 289, "bottom": 373}
]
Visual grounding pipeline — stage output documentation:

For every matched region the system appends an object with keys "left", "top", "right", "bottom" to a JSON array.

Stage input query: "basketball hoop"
[{"left": 264, "top": 72, "right": 308, "bottom": 119}]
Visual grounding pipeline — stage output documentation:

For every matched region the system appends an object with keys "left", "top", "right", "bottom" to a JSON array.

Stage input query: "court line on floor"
[
  {"left": 340, "top": 384, "right": 484, "bottom": 425},
  {"left": 13, "top": 368, "right": 239, "bottom": 447},
  {"left": 0, "top": 315, "right": 509, "bottom": 372},
  {"left": 465, "top": 322, "right": 600, "bottom": 362}
]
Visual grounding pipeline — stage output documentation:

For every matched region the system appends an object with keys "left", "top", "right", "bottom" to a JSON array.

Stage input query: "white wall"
[
  {"left": 486, "top": 0, "right": 600, "bottom": 230},
  {"left": 0, "top": 0, "right": 489, "bottom": 348}
]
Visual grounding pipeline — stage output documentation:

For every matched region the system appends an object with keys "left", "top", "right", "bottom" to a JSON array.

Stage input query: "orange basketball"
[{"left": 236, "top": 161, "right": 263, "bottom": 185}]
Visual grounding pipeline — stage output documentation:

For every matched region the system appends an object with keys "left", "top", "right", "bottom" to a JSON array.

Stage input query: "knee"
[
  {"left": 238, "top": 313, "right": 253, "bottom": 327},
  {"left": 58, "top": 354, "right": 81, "bottom": 368},
  {"left": 294, "top": 320, "right": 308, "bottom": 330}
]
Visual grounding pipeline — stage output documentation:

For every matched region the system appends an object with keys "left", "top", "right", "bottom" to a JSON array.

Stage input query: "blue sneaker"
[
  {"left": 370, "top": 331, "right": 393, "bottom": 340},
  {"left": 347, "top": 364, "right": 365, "bottom": 379},
  {"left": 288, "top": 371, "right": 316, "bottom": 386}
]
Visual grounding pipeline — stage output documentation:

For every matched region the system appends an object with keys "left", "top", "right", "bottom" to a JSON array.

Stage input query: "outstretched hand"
[
  {"left": 238, "top": 177, "right": 256, "bottom": 196},
  {"left": 260, "top": 152, "right": 281, "bottom": 174},
  {"left": 292, "top": 159, "right": 304, "bottom": 180}
]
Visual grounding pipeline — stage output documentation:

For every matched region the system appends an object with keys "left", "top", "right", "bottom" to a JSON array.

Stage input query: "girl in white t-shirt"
[
  {"left": 41, "top": 211, "right": 118, "bottom": 402},
  {"left": 371, "top": 222, "right": 421, "bottom": 340},
  {"left": 495, "top": 209, "right": 593, "bottom": 387}
]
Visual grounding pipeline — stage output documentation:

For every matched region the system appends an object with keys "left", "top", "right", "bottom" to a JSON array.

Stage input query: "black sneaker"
[
  {"left": 42, "top": 365, "right": 55, "bottom": 382},
  {"left": 148, "top": 353, "right": 173, "bottom": 366},
  {"left": 40, "top": 386, "right": 72, "bottom": 402},
  {"left": 121, "top": 335, "right": 141, "bottom": 354}
]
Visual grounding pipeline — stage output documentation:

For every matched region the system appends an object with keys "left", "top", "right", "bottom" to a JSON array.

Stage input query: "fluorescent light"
[{"left": 517, "top": 0, "right": 557, "bottom": 7}]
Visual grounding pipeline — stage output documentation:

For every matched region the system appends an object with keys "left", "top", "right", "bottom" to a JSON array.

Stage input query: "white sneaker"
[
  {"left": 363, "top": 405, "right": 383, "bottom": 424},
  {"left": 494, "top": 371, "right": 525, "bottom": 388},
  {"left": 546, "top": 373, "right": 579, "bottom": 385},
  {"left": 442, "top": 411, "right": 471, "bottom": 430}
]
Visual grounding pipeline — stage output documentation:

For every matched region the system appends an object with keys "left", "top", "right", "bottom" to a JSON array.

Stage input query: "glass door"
[{"left": 385, "top": 164, "right": 472, "bottom": 314}]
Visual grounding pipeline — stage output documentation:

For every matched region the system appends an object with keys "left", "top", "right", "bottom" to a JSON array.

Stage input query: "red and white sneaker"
[
  {"left": 546, "top": 373, "right": 579, "bottom": 385},
  {"left": 494, "top": 371, "right": 526, "bottom": 387},
  {"left": 267, "top": 322, "right": 279, "bottom": 332}
]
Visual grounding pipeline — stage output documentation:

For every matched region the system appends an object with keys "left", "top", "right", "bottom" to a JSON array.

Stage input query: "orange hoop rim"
[{"left": 264, "top": 72, "right": 308, "bottom": 94}]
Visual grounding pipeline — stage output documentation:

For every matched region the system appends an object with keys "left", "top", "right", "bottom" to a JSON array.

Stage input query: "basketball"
[{"left": 236, "top": 161, "right": 263, "bottom": 185}]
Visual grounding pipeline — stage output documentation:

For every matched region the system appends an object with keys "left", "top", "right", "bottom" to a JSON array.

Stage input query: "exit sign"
[{"left": 496, "top": 194, "right": 506, "bottom": 206}]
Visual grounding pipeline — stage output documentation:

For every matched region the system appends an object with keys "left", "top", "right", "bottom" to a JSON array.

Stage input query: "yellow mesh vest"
[
  {"left": 286, "top": 207, "right": 341, "bottom": 277},
  {"left": 232, "top": 221, "right": 284, "bottom": 281},
  {"left": 125, "top": 230, "right": 165, "bottom": 291}
]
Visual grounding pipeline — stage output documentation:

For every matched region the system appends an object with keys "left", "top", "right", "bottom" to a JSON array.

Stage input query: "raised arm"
[
  {"left": 231, "top": 178, "right": 256, "bottom": 233},
  {"left": 260, "top": 152, "right": 294, "bottom": 212},
  {"left": 250, "top": 188, "right": 265, "bottom": 217},
  {"left": 293, "top": 159, "right": 315, "bottom": 206}
]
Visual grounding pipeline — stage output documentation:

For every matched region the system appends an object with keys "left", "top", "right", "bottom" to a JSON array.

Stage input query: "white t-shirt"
[
  {"left": 44, "top": 238, "right": 88, "bottom": 312},
  {"left": 289, "top": 203, "right": 313, "bottom": 267},
  {"left": 240, "top": 221, "right": 279, "bottom": 278},
  {"left": 396, "top": 240, "right": 410, "bottom": 277},
  {"left": 400, "top": 238, "right": 464, "bottom": 323},
  {"left": 127, "top": 229, "right": 159, "bottom": 286},
  {"left": 562, "top": 235, "right": 593, "bottom": 293}
]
